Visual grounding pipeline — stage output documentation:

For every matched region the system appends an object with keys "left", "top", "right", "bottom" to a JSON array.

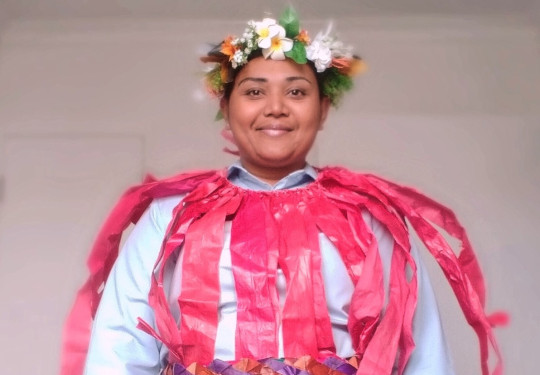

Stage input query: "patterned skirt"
[{"left": 163, "top": 356, "right": 360, "bottom": 375}]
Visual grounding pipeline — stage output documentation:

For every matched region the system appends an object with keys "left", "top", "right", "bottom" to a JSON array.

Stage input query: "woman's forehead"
[{"left": 236, "top": 57, "right": 316, "bottom": 82}]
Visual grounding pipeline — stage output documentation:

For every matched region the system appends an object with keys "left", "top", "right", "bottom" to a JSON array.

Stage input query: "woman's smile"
[{"left": 256, "top": 123, "right": 293, "bottom": 137}]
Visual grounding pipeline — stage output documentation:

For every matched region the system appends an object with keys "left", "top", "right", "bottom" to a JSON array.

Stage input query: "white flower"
[
  {"left": 232, "top": 50, "right": 246, "bottom": 68},
  {"left": 328, "top": 40, "right": 353, "bottom": 59},
  {"left": 255, "top": 18, "right": 293, "bottom": 60},
  {"left": 255, "top": 18, "right": 277, "bottom": 46},
  {"left": 233, "top": 50, "right": 244, "bottom": 62},
  {"left": 306, "top": 33, "right": 333, "bottom": 72}
]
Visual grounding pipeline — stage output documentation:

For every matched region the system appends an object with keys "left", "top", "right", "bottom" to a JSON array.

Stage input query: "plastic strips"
[
  {"left": 308, "top": 191, "right": 383, "bottom": 357},
  {"left": 230, "top": 194, "right": 280, "bottom": 358},
  {"left": 364, "top": 173, "right": 504, "bottom": 375},
  {"left": 320, "top": 168, "right": 504, "bottom": 375},
  {"left": 60, "top": 170, "right": 225, "bottom": 375},
  {"left": 274, "top": 190, "right": 335, "bottom": 357},
  {"left": 63, "top": 166, "right": 505, "bottom": 375}
]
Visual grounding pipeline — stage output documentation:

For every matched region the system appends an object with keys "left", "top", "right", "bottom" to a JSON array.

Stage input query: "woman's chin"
[
  {"left": 240, "top": 151, "right": 305, "bottom": 174},
  {"left": 256, "top": 152, "right": 301, "bottom": 168}
]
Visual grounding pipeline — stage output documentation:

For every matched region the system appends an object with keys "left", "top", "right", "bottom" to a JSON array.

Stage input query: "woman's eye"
[
  {"left": 289, "top": 89, "right": 305, "bottom": 97},
  {"left": 246, "top": 89, "right": 261, "bottom": 96}
]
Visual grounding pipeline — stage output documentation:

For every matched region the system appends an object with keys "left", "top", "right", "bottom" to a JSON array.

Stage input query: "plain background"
[{"left": 0, "top": 1, "right": 539, "bottom": 374}]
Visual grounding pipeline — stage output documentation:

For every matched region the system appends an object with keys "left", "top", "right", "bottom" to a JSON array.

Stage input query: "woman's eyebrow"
[
  {"left": 286, "top": 76, "right": 312, "bottom": 84},
  {"left": 237, "top": 77, "right": 267, "bottom": 87},
  {"left": 237, "top": 76, "right": 313, "bottom": 88}
]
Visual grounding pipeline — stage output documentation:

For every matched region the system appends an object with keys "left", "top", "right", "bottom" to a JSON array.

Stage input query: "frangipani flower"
[
  {"left": 255, "top": 18, "right": 293, "bottom": 60},
  {"left": 255, "top": 18, "right": 278, "bottom": 46}
]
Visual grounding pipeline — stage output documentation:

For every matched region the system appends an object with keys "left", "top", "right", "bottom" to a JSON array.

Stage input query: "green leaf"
[
  {"left": 285, "top": 41, "right": 307, "bottom": 64},
  {"left": 279, "top": 6, "right": 300, "bottom": 38},
  {"left": 214, "top": 109, "right": 224, "bottom": 121}
]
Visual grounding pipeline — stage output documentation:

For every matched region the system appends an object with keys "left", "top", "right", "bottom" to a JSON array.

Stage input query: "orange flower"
[
  {"left": 221, "top": 36, "right": 237, "bottom": 61},
  {"left": 296, "top": 29, "right": 310, "bottom": 44},
  {"left": 332, "top": 56, "right": 367, "bottom": 76}
]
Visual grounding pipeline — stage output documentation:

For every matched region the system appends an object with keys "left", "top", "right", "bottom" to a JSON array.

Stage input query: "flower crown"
[{"left": 201, "top": 7, "right": 366, "bottom": 107}]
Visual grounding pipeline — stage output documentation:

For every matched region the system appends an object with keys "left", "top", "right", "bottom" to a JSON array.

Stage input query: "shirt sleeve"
[
  {"left": 84, "top": 197, "right": 178, "bottom": 375},
  {"left": 403, "top": 242, "right": 455, "bottom": 375},
  {"left": 366, "top": 212, "right": 455, "bottom": 375}
]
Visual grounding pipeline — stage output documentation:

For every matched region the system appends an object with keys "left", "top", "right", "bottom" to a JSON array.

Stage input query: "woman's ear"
[{"left": 318, "top": 97, "right": 331, "bottom": 130}]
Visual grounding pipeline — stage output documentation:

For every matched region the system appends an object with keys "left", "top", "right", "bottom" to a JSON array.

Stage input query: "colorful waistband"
[{"left": 164, "top": 356, "right": 359, "bottom": 375}]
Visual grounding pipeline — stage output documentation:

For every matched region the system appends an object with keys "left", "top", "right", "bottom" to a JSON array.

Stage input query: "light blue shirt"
[{"left": 84, "top": 164, "right": 454, "bottom": 375}]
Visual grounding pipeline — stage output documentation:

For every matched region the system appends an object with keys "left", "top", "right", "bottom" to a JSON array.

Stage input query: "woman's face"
[{"left": 221, "top": 56, "right": 330, "bottom": 183}]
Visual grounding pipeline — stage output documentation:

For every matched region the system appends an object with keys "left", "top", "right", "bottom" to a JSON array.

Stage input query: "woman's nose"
[{"left": 264, "top": 93, "right": 289, "bottom": 117}]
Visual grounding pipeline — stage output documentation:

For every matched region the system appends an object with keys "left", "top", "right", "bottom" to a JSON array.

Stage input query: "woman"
[{"left": 62, "top": 7, "right": 503, "bottom": 375}]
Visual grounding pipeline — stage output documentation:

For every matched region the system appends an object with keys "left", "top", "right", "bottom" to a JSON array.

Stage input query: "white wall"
[{"left": 0, "top": 14, "right": 538, "bottom": 375}]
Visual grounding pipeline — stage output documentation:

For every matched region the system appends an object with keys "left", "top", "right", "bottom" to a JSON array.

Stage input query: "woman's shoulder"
[
  {"left": 145, "top": 194, "right": 185, "bottom": 231},
  {"left": 112, "top": 169, "right": 224, "bottom": 237},
  {"left": 151, "top": 194, "right": 184, "bottom": 213},
  {"left": 134, "top": 168, "right": 226, "bottom": 218}
]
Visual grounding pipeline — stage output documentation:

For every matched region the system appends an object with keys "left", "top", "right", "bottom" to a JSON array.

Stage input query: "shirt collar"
[{"left": 227, "top": 161, "right": 318, "bottom": 191}]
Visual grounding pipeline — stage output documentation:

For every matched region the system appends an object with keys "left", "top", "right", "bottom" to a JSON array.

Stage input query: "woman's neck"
[{"left": 239, "top": 162, "right": 307, "bottom": 186}]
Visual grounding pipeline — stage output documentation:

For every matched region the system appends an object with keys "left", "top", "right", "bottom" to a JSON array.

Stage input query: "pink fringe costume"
[{"left": 61, "top": 167, "right": 504, "bottom": 375}]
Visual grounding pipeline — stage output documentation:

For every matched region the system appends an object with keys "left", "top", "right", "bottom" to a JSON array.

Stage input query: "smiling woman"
[
  {"left": 61, "top": 6, "right": 505, "bottom": 375},
  {"left": 221, "top": 57, "right": 329, "bottom": 184}
]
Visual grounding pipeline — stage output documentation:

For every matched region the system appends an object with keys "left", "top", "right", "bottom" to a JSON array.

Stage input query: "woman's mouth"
[{"left": 257, "top": 124, "right": 292, "bottom": 137}]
